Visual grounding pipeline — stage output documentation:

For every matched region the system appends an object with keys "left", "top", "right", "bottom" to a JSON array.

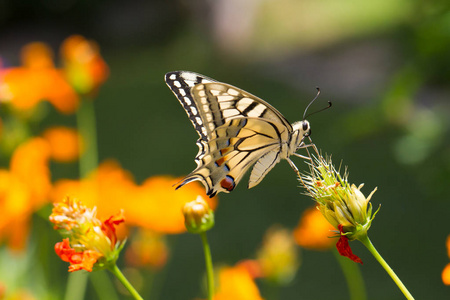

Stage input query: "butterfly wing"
[{"left": 165, "top": 71, "right": 293, "bottom": 196}]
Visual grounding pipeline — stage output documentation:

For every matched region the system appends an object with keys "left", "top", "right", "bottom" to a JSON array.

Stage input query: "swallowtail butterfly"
[{"left": 165, "top": 71, "right": 320, "bottom": 197}]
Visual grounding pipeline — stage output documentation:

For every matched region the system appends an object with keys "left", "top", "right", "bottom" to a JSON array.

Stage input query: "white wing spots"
[
  {"left": 169, "top": 74, "right": 176, "bottom": 80},
  {"left": 174, "top": 81, "right": 181, "bottom": 87},
  {"left": 198, "top": 90, "right": 206, "bottom": 97},
  {"left": 191, "top": 107, "right": 198, "bottom": 115},
  {"left": 208, "top": 123, "right": 215, "bottom": 131},
  {"left": 196, "top": 117, "right": 203, "bottom": 125},
  {"left": 217, "top": 95, "right": 235, "bottom": 102},
  {"left": 201, "top": 127, "right": 207, "bottom": 136},
  {"left": 236, "top": 97, "right": 254, "bottom": 112},
  {"left": 227, "top": 88, "right": 240, "bottom": 96},
  {"left": 210, "top": 89, "right": 221, "bottom": 96},
  {"left": 206, "top": 114, "right": 213, "bottom": 122},
  {"left": 223, "top": 109, "right": 240, "bottom": 118},
  {"left": 179, "top": 89, "right": 186, "bottom": 96},
  {"left": 247, "top": 103, "right": 266, "bottom": 117},
  {"left": 203, "top": 104, "right": 210, "bottom": 111},
  {"left": 219, "top": 102, "right": 233, "bottom": 110},
  {"left": 183, "top": 97, "right": 192, "bottom": 105}
]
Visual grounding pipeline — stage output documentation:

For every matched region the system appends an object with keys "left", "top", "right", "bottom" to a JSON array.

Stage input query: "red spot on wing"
[
  {"left": 216, "top": 157, "right": 225, "bottom": 166},
  {"left": 220, "top": 175, "right": 235, "bottom": 191}
]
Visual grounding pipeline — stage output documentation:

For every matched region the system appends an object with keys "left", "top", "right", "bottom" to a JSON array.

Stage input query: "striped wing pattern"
[{"left": 165, "top": 71, "right": 293, "bottom": 197}]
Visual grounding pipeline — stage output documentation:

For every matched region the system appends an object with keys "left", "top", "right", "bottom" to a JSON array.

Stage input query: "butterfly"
[{"left": 165, "top": 71, "right": 328, "bottom": 197}]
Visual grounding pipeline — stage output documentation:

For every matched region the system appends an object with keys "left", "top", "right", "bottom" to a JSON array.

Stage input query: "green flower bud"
[{"left": 182, "top": 196, "right": 215, "bottom": 234}]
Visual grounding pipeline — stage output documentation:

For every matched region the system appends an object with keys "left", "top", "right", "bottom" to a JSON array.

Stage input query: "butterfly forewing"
[{"left": 165, "top": 71, "right": 301, "bottom": 197}]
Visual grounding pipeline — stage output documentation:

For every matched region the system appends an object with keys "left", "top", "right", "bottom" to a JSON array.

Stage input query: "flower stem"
[
  {"left": 200, "top": 232, "right": 215, "bottom": 300},
  {"left": 359, "top": 235, "right": 414, "bottom": 300},
  {"left": 76, "top": 97, "right": 99, "bottom": 177},
  {"left": 333, "top": 248, "right": 367, "bottom": 300},
  {"left": 64, "top": 272, "right": 88, "bottom": 300},
  {"left": 109, "top": 264, "right": 144, "bottom": 300}
]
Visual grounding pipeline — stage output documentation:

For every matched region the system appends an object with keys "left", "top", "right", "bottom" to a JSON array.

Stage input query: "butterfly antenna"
[
  {"left": 303, "top": 87, "right": 332, "bottom": 120},
  {"left": 303, "top": 87, "right": 321, "bottom": 120}
]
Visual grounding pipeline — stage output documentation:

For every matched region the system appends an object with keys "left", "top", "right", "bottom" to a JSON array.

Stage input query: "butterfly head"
[{"left": 301, "top": 120, "right": 311, "bottom": 137}]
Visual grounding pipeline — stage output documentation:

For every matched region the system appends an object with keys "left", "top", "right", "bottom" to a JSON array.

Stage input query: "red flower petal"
[
  {"left": 336, "top": 225, "right": 363, "bottom": 264},
  {"left": 55, "top": 238, "right": 76, "bottom": 262},
  {"left": 101, "top": 211, "right": 125, "bottom": 247}
]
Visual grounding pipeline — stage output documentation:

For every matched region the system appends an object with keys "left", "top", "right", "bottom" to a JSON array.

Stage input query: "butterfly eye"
[{"left": 302, "top": 121, "right": 309, "bottom": 131}]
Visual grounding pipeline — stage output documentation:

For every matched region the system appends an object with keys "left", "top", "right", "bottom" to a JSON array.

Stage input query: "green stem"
[
  {"left": 200, "top": 232, "right": 215, "bottom": 300},
  {"left": 359, "top": 235, "right": 415, "bottom": 300},
  {"left": 64, "top": 272, "right": 88, "bottom": 300},
  {"left": 76, "top": 98, "right": 99, "bottom": 177},
  {"left": 333, "top": 248, "right": 367, "bottom": 300},
  {"left": 109, "top": 264, "right": 144, "bottom": 300},
  {"left": 90, "top": 270, "right": 120, "bottom": 300}
]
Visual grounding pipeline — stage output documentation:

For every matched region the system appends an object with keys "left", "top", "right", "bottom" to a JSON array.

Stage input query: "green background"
[{"left": 1, "top": 0, "right": 449, "bottom": 299}]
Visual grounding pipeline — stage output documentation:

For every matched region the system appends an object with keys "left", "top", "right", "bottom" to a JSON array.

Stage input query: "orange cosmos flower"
[
  {"left": 214, "top": 263, "right": 264, "bottom": 300},
  {"left": 0, "top": 42, "right": 79, "bottom": 114},
  {"left": 0, "top": 138, "right": 51, "bottom": 250},
  {"left": 51, "top": 161, "right": 217, "bottom": 234},
  {"left": 42, "top": 126, "right": 83, "bottom": 162},
  {"left": 293, "top": 205, "right": 335, "bottom": 250},
  {"left": 50, "top": 160, "right": 137, "bottom": 220},
  {"left": 126, "top": 176, "right": 217, "bottom": 234},
  {"left": 60, "top": 35, "right": 109, "bottom": 96},
  {"left": 442, "top": 235, "right": 450, "bottom": 285},
  {"left": 50, "top": 197, "right": 125, "bottom": 272}
]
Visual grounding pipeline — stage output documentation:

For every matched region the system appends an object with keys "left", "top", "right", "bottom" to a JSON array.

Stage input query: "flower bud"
[{"left": 182, "top": 196, "right": 214, "bottom": 234}]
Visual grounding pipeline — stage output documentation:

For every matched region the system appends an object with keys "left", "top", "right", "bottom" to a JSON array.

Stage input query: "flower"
[
  {"left": 299, "top": 154, "right": 379, "bottom": 263},
  {"left": 50, "top": 161, "right": 218, "bottom": 234},
  {"left": 42, "top": 126, "right": 83, "bottom": 162},
  {"left": 442, "top": 235, "right": 450, "bottom": 285},
  {"left": 255, "top": 225, "right": 299, "bottom": 285},
  {"left": 50, "top": 197, "right": 125, "bottom": 272},
  {"left": 182, "top": 196, "right": 215, "bottom": 234},
  {"left": 0, "top": 42, "right": 79, "bottom": 114},
  {"left": 125, "top": 229, "right": 168, "bottom": 270},
  {"left": 293, "top": 205, "right": 335, "bottom": 250},
  {"left": 213, "top": 263, "right": 264, "bottom": 300},
  {"left": 0, "top": 138, "right": 51, "bottom": 250},
  {"left": 128, "top": 176, "right": 217, "bottom": 233},
  {"left": 60, "top": 35, "right": 109, "bottom": 96}
]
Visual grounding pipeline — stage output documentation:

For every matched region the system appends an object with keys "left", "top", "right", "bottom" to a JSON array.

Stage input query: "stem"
[
  {"left": 200, "top": 232, "right": 215, "bottom": 300},
  {"left": 333, "top": 248, "right": 367, "bottom": 300},
  {"left": 359, "top": 235, "right": 414, "bottom": 300},
  {"left": 64, "top": 272, "right": 88, "bottom": 300},
  {"left": 109, "top": 264, "right": 144, "bottom": 300},
  {"left": 76, "top": 98, "right": 99, "bottom": 177},
  {"left": 90, "top": 271, "right": 120, "bottom": 300}
]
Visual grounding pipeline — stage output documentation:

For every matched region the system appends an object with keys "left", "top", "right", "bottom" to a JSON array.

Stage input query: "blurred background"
[{"left": 0, "top": 0, "right": 449, "bottom": 299}]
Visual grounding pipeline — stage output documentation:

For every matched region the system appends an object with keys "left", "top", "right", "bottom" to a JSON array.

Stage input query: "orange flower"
[
  {"left": 61, "top": 35, "right": 109, "bottom": 95},
  {"left": 442, "top": 235, "right": 450, "bottom": 285},
  {"left": 214, "top": 263, "right": 264, "bottom": 300},
  {"left": 126, "top": 176, "right": 217, "bottom": 234},
  {"left": 55, "top": 238, "right": 102, "bottom": 272},
  {"left": 50, "top": 197, "right": 125, "bottom": 272},
  {"left": 256, "top": 226, "right": 299, "bottom": 285},
  {"left": 50, "top": 160, "right": 137, "bottom": 220},
  {"left": 0, "top": 42, "right": 79, "bottom": 114},
  {"left": 42, "top": 126, "right": 83, "bottom": 162},
  {"left": 293, "top": 205, "right": 335, "bottom": 250},
  {"left": 125, "top": 229, "right": 168, "bottom": 269},
  {"left": 51, "top": 161, "right": 217, "bottom": 234},
  {"left": 0, "top": 138, "right": 51, "bottom": 250}
]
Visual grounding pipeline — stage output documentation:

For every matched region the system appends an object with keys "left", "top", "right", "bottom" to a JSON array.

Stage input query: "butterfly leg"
[{"left": 287, "top": 158, "right": 302, "bottom": 179}]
